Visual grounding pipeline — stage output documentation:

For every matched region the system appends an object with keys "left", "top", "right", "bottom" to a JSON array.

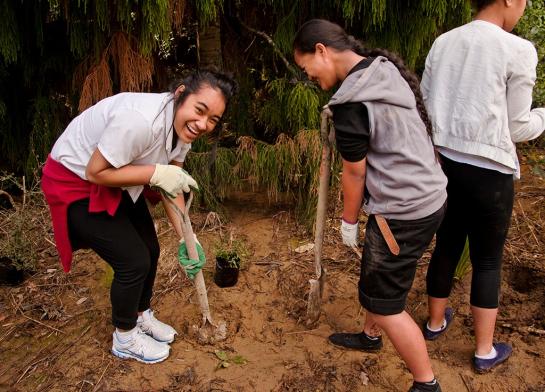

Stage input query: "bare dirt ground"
[{"left": 1, "top": 157, "right": 544, "bottom": 392}]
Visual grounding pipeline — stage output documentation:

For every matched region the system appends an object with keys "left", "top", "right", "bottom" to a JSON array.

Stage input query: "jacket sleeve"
[
  {"left": 332, "top": 102, "right": 370, "bottom": 162},
  {"left": 420, "top": 50, "right": 433, "bottom": 105},
  {"left": 507, "top": 41, "right": 545, "bottom": 143}
]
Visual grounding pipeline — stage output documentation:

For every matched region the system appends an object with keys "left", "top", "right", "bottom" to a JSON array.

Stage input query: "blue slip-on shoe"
[
  {"left": 473, "top": 342, "right": 512, "bottom": 373},
  {"left": 423, "top": 307, "right": 454, "bottom": 341}
]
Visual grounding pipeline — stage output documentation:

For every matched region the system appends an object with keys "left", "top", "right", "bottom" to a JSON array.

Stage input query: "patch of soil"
[
  {"left": 507, "top": 265, "right": 542, "bottom": 294},
  {"left": 0, "top": 257, "right": 25, "bottom": 286},
  {"left": 1, "top": 160, "right": 545, "bottom": 392}
]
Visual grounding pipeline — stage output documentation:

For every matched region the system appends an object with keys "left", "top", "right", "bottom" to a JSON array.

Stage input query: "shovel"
[
  {"left": 163, "top": 191, "right": 227, "bottom": 344},
  {"left": 306, "top": 107, "right": 334, "bottom": 327}
]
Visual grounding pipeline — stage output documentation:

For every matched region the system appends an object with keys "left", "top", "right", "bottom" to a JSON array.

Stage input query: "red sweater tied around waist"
[{"left": 41, "top": 156, "right": 122, "bottom": 272}]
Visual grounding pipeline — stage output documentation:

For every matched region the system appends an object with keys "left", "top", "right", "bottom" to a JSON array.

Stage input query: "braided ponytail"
[{"left": 346, "top": 36, "right": 433, "bottom": 138}]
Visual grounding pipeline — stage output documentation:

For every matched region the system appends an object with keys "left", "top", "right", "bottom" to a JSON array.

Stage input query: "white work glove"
[
  {"left": 149, "top": 164, "right": 198, "bottom": 198},
  {"left": 341, "top": 219, "right": 359, "bottom": 247}
]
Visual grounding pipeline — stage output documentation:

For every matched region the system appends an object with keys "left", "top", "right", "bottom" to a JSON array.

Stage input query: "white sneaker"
[
  {"left": 112, "top": 327, "right": 170, "bottom": 364},
  {"left": 137, "top": 309, "right": 178, "bottom": 343}
]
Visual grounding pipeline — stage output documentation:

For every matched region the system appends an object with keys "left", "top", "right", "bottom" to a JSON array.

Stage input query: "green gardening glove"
[{"left": 178, "top": 240, "right": 206, "bottom": 280}]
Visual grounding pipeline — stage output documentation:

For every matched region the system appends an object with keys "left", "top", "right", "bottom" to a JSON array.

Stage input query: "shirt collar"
[{"left": 162, "top": 93, "right": 175, "bottom": 155}]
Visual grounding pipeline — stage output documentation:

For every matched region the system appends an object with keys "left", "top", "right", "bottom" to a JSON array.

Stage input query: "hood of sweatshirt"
[{"left": 327, "top": 56, "right": 416, "bottom": 110}]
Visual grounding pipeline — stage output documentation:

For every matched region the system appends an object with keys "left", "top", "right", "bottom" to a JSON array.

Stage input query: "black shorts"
[{"left": 359, "top": 204, "right": 445, "bottom": 315}]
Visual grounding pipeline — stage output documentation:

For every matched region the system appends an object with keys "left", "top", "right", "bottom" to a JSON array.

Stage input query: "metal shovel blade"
[{"left": 306, "top": 266, "right": 326, "bottom": 326}]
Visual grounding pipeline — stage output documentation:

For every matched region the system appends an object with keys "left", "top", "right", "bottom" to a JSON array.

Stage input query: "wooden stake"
[{"left": 306, "top": 107, "right": 333, "bottom": 327}]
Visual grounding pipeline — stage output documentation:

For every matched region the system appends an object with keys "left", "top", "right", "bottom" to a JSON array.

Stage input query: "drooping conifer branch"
[
  {"left": 170, "top": 0, "right": 187, "bottom": 33},
  {"left": 110, "top": 33, "right": 154, "bottom": 93},
  {"left": 238, "top": 20, "right": 299, "bottom": 78},
  {"left": 78, "top": 58, "right": 113, "bottom": 112},
  {"left": 77, "top": 32, "right": 153, "bottom": 112}
]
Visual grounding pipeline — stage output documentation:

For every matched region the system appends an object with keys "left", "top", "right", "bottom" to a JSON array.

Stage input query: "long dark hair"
[
  {"left": 162, "top": 69, "right": 238, "bottom": 147},
  {"left": 293, "top": 19, "right": 433, "bottom": 138},
  {"left": 169, "top": 69, "right": 238, "bottom": 111},
  {"left": 473, "top": 0, "right": 497, "bottom": 11}
]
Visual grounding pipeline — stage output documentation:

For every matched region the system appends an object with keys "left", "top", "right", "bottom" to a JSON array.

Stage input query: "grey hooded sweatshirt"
[{"left": 327, "top": 56, "right": 447, "bottom": 220}]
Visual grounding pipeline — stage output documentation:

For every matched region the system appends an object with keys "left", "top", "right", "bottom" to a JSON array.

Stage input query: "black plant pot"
[
  {"left": 214, "top": 254, "right": 240, "bottom": 288},
  {"left": 0, "top": 257, "right": 25, "bottom": 286}
]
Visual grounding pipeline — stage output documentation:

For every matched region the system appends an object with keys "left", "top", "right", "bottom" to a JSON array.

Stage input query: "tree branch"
[{"left": 238, "top": 20, "right": 299, "bottom": 78}]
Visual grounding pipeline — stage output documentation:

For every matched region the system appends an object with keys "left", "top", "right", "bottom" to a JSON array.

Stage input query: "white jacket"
[{"left": 421, "top": 20, "right": 545, "bottom": 178}]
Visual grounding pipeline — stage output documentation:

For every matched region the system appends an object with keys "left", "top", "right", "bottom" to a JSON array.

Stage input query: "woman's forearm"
[
  {"left": 85, "top": 148, "right": 155, "bottom": 187},
  {"left": 342, "top": 158, "right": 366, "bottom": 222}
]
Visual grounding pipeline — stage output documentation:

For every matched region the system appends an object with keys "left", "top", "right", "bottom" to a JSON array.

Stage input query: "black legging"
[
  {"left": 426, "top": 155, "right": 514, "bottom": 308},
  {"left": 67, "top": 192, "right": 160, "bottom": 329}
]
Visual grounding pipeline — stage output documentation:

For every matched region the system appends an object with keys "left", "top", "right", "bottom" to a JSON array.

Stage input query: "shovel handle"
[
  {"left": 314, "top": 108, "right": 334, "bottom": 278},
  {"left": 162, "top": 191, "right": 197, "bottom": 255},
  {"left": 162, "top": 190, "right": 214, "bottom": 326}
]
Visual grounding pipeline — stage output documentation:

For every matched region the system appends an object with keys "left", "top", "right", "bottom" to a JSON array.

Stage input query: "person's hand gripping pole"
[
  {"left": 149, "top": 164, "right": 199, "bottom": 198},
  {"left": 162, "top": 191, "right": 216, "bottom": 329}
]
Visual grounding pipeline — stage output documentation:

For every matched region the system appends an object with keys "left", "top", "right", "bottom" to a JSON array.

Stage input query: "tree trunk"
[
  {"left": 198, "top": 21, "right": 223, "bottom": 69},
  {"left": 197, "top": 20, "right": 223, "bottom": 185}
]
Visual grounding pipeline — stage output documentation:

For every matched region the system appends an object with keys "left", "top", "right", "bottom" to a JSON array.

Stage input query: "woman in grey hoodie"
[{"left": 293, "top": 19, "right": 447, "bottom": 392}]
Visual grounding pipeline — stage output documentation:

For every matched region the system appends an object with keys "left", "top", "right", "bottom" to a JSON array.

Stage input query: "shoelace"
[
  {"left": 129, "top": 329, "right": 154, "bottom": 358},
  {"left": 140, "top": 312, "right": 159, "bottom": 330}
]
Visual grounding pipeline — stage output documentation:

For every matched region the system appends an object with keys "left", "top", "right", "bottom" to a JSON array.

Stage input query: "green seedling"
[{"left": 214, "top": 350, "right": 248, "bottom": 370}]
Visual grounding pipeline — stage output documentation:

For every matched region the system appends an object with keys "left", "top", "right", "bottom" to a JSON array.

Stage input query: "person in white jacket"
[{"left": 421, "top": 0, "right": 545, "bottom": 373}]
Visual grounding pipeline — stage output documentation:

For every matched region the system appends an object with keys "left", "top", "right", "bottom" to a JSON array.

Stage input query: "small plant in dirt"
[
  {"left": 212, "top": 231, "right": 250, "bottom": 288},
  {"left": 523, "top": 149, "right": 545, "bottom": 178},
  {"left": 214, "top": 350, "right": 248, "bottom": 370},
  {"left": 215, "top": 249, "right": 241, "bottom": 269},
  {"left": 0, "top": 172, "right": 49, "bottom": 282},
  {"left": 213, "top": 232, "right": 249, "bottom": 269},
  {"left": 454, "top": 237, "right": 471, "bottom": 281}
]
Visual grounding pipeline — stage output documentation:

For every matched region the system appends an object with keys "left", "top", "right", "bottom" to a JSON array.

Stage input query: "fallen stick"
[
  {"left": 501, "top": 323, "right": 545, "bottom": 336},
  {"left": 92, "top": 360, "right": 111, "bottom": 392},
  {"left": 459, "top": 373, "right": 473, "bottom": 392},
  {"left": 351, "top": 245, "right": 362, "bottom": 259},
  {"left": 20, "top": 314, "right": 65, "bottom": 334}
]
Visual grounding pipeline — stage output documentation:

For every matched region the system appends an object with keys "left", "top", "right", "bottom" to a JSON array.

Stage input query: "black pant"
[
  {"left": 67, "top": 192, "right": 160, "bottom": 329},
  {"left": 359, "top": 204, "right": 445, "bottom": 315},
  {"left": 426, "top": 156, "right": 514, "bottom": 308}
]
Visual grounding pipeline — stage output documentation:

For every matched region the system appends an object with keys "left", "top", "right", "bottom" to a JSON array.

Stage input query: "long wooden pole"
[
  {"left": 178, "top": 192, "right": 214, "bottom": 326},
  {"left": 161, "top": 190, "right": 228, "bottom": 344},
  {"left": 306, "top": 107, "right": 333, "bottom": 326}
]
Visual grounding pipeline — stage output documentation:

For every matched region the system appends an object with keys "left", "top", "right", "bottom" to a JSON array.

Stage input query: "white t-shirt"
[
  {"left": 421, "top": 20, "right": 545, "bottom": 178},
  {"left": 51, "top": 92, "right": 191, "bottom": 201}
]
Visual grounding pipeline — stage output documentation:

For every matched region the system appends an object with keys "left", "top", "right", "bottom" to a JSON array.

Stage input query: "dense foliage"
[
  {"left": 516, "top": 0, "right": 545, "bottom": 107},
  {"left": 0, "top": 0, "right": 543, "bottom": 206},
  {"left": 0, "top": 0, "right": 183, "bottom": 174},
  {"left": 0, "top": 0, "right": 475, "bottom": 175}
]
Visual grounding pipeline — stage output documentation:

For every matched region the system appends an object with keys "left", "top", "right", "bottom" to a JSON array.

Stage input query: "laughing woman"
[{"left": 42, "top": 70, "right": 237, "bottom": 364}]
